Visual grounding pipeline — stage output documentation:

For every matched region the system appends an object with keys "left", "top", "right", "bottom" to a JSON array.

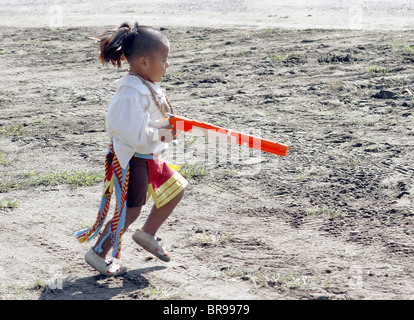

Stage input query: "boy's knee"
[{"left": 126, "top": 206, "right": 142, "bottom": 224}]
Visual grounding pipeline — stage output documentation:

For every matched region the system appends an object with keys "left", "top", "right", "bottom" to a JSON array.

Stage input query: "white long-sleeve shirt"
[{"left": 106, "top": 74, "right": 170, "bottom": 169}]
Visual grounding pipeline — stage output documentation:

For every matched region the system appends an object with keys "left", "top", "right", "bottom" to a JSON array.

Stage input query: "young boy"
[{"left": 75, "top": 22, "right": 187, "bottom": 276}]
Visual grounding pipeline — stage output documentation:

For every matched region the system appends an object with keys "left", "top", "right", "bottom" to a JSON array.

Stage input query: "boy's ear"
[{"left": 137, "top": 56, "right": 149, "bottom": 69}]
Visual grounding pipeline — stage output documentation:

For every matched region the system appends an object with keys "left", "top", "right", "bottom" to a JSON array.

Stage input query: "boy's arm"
[{"left": 107, "top": 96, "right": 172, "bottom": 147}]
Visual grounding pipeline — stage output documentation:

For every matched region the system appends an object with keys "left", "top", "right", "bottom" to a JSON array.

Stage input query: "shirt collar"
[{"left": 114, "top": 74, "right": 154, "bottom": 95}]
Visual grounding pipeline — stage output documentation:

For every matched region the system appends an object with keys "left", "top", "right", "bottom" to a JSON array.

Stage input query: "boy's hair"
[{"left": 90, "top": 22, "right": 167, "bottom": 68}]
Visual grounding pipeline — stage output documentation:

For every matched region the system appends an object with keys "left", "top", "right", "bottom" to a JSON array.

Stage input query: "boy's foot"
[
  {"left": 84, "top": 247, "right": 126, "bottom": 276},
  {"left": 132, "top": 229, "right": 171, "bottom": 262}
]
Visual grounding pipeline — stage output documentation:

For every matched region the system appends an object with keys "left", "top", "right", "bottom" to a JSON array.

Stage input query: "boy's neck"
[
  {"left": 127, "top": 63, "right": 153, "bottom": 82},
  {"left": 128, "top": 70, "right": 155, "bottom": 83}
]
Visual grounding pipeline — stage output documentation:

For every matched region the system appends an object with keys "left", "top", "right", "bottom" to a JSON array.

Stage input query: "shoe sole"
[
  {"left": 84, "top": 248, "right": 127, "bottom": 276},
  {"left": 132, "top": 232, "right": 171, "bottom": 262}
]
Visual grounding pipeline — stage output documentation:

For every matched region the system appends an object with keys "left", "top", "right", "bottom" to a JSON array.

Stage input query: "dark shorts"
[{"left": 127, "top": 157, "right": 148, "bottom": 208}]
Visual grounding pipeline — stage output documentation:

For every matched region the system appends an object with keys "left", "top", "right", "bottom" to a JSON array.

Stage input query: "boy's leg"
[
  {"left": 141, "top": 189, "right": 184, "bottom": 236},
  {"left": 93, "top": 156, "right": 148, "bottom": 258},
  {"left": 132, "top": 190, "right": 184, "bottom": 262},
  {"left": 93, "top": 206, "right": 142, "bottom": 258}
]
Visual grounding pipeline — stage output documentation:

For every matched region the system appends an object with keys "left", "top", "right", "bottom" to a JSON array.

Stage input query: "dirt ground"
[{"left": 0, "top": 13, "right": 414, "bottom": 301}]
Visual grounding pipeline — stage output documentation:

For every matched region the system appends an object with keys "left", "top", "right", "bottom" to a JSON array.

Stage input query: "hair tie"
[{"left": 112, "top": 32, "right": 128, "bottom": 52}]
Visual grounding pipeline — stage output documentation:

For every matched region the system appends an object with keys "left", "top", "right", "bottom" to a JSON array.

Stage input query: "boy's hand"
[
  {"left": 149, "top": 119, "right": 177, "bottom": 142},
  {"left": 159, "top": 128, "right": 175, "bottom": 143}
]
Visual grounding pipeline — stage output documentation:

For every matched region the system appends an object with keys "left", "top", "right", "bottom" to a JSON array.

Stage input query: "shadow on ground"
[{"left": 38, "top": 266, "right": 166, "bottom": 300}]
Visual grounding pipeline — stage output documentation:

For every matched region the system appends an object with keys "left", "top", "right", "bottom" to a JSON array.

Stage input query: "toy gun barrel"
[{"left": 168, "top": 115, "right": 289, "bottom": 157}]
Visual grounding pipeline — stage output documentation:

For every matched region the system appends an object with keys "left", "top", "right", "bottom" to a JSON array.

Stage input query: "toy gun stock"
[{"left": 168, "top": 115, "right": 289, "bottom": 157}]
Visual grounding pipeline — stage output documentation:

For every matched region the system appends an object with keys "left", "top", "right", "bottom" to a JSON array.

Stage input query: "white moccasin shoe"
[
  {"left": 132, "top": 229, "right": 171, "bottom": 262},
  {"left": 84, "top": 247, "right": 126, "bottom": 276}
]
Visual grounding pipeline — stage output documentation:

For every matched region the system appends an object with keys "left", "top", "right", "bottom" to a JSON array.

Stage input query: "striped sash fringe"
[{"left": 74, "top": 142, "right": 129, "bottom": 259}]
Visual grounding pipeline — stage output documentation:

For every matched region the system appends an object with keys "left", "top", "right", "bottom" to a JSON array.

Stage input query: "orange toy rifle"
[{"left": 167, "top": 115, "right": 289, "bottom": 157}]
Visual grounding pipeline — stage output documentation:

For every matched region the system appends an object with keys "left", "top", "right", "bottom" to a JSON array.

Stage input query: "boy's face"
[{"left": 144, "top": 40, "right": 170, "bottom": 83}]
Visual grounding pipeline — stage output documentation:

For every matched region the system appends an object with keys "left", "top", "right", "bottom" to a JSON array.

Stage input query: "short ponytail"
[
  {"left": 90, "top": 22, "right": 167, "bottom": 68},
  {"left": 89, "top": 22, "right": 134, "bottom": 68}
]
